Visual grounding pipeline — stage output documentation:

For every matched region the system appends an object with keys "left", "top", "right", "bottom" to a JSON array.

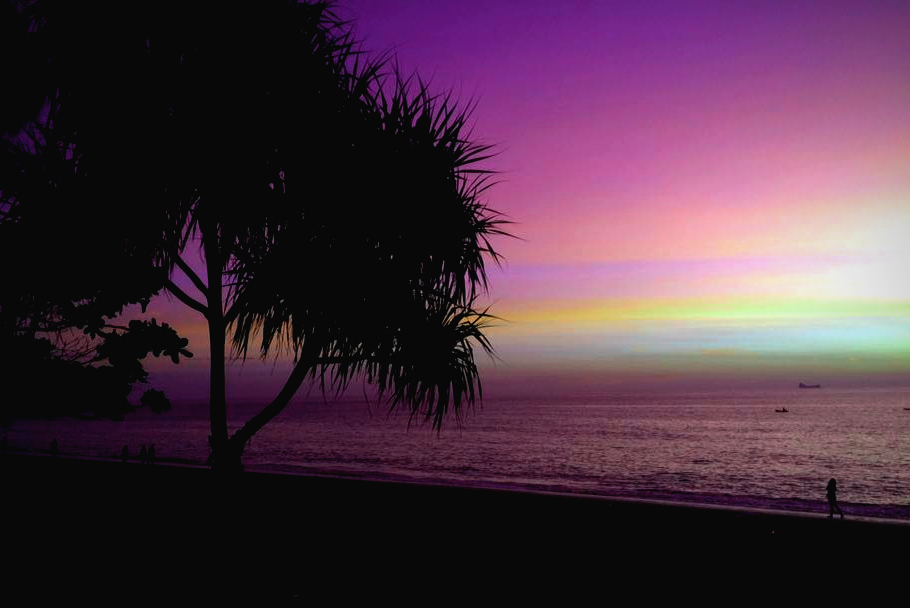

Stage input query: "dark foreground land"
[{"left": 2, "top": 453, "right": 907, "bottom": 602}]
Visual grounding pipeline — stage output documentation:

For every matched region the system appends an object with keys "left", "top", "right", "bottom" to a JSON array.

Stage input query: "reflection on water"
[{"left": 6, "top": 387, "right": 910, "bottom": 519}]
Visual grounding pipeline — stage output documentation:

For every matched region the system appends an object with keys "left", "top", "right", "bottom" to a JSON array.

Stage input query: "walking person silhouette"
[{"left": 826, "top": 478, "right": 844, "bottom": 519}]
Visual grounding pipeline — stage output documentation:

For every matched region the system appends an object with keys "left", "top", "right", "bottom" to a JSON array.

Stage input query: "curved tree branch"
[
  {"left": 164, "top": 279, "right": 209, "bottom": 319},
  {"left": 229, "top": 358, "right": 313, "bottom": 453},
  {"left": 174, "top": 255, "right": 208, "bottom": 299}
]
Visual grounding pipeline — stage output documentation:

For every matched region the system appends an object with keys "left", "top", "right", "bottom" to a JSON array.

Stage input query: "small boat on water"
[
  {"left": 775, "top": 407, "right": 789, "bottom": 413},
  {"left": 799, "top": 382, "right": 821, "bottom": 389}
]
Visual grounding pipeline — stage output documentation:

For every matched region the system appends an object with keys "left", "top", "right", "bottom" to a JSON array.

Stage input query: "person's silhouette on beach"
[
  {"left": 121, "top": 444, "right": 129, "bottom": 463},
  {"left": 148, "top": 443, "right": 155, "bottom": 465},
  {"left": 50, "top": 438, "right": 58, "bottom": 458},
  {"left": 826, "top": 478, "right": 844, "bottom": 519},
  {"left": 139, "top": 444, "right": 147, "bottom": 465}
]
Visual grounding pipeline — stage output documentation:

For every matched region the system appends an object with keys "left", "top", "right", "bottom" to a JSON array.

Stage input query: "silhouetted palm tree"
[{"left": 1, "top": 1, "right": 509, "bottom": 470}]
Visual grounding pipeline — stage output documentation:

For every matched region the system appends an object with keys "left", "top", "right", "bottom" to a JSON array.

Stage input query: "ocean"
[{"left": 6, "top": 386, "right": 909, "bottom": 520}]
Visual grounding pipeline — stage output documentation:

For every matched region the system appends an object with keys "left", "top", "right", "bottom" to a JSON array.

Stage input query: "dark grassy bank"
[{"left": 2, "top": 453, "right": 906, "bottom": 602}]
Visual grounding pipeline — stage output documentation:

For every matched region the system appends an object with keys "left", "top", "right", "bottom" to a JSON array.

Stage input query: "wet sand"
[{"left": 2, "top": 453, "right": 906, "bottom": 601}]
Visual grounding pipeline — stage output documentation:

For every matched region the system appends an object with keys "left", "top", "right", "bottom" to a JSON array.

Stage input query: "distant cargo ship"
[{"left": 799, "top": 382, "right": 821, "bottom": 389}]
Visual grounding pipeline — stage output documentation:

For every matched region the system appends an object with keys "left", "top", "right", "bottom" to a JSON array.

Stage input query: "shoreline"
[
  {"left": 245, "top": 464, "right": 910, "bottom": 526},
  {"left": 8, "top": 448, "right": 910, "bottom": 524},
  {"left": 3, "top": 452, "right": 908, "bottom": 599}
]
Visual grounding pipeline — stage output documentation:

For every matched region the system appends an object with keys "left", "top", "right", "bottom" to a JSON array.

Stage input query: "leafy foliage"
[
  {"left": 0, "top": 0, "right": 195, "bottom": 424},
  {"left": 220, "top": 32, "right": 509, "bottom": 434},
  {"left": 0, "top": 1, "right": 510, "bottom": 454},
  {"left": 0, "top": 322, "right": 184, "bottom": 427},
  {"left": 140, "top": 388, "right": 171, "bottom": 415}
]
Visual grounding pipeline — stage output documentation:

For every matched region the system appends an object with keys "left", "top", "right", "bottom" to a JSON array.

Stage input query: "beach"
[{"left": 3, "top": 453, "right": 907, "bottom": 602}]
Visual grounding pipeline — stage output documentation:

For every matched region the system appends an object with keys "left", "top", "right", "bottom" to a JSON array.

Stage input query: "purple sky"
[{"left": 142, "top": 1, "right": 910, "bottom": 404}]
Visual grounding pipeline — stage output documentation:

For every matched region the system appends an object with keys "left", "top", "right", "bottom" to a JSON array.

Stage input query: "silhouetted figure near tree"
[
  {"left": 139, "top": 444, "right": 147, "bottom": 465},
  {"left": 148, "top": 443, "right": 155, "bottom": 465},
  {"left": 50, "top": 438, "right": 58, "bottom": 458},
  {"left": 121, "top": 444, "right": 129, "bottom": 463},
  {"left": 826, "top": 478, "right": 844, "bottom": 519}
]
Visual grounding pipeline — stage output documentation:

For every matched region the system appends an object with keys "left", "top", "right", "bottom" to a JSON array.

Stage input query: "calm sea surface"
[{"left": 6, "top": 387, "right": 910, "bottom": 520}]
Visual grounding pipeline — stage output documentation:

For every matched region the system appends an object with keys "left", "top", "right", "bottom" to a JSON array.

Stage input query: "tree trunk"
[{"left": 202, "top": 218, "right": 237, "bottom": 473}]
